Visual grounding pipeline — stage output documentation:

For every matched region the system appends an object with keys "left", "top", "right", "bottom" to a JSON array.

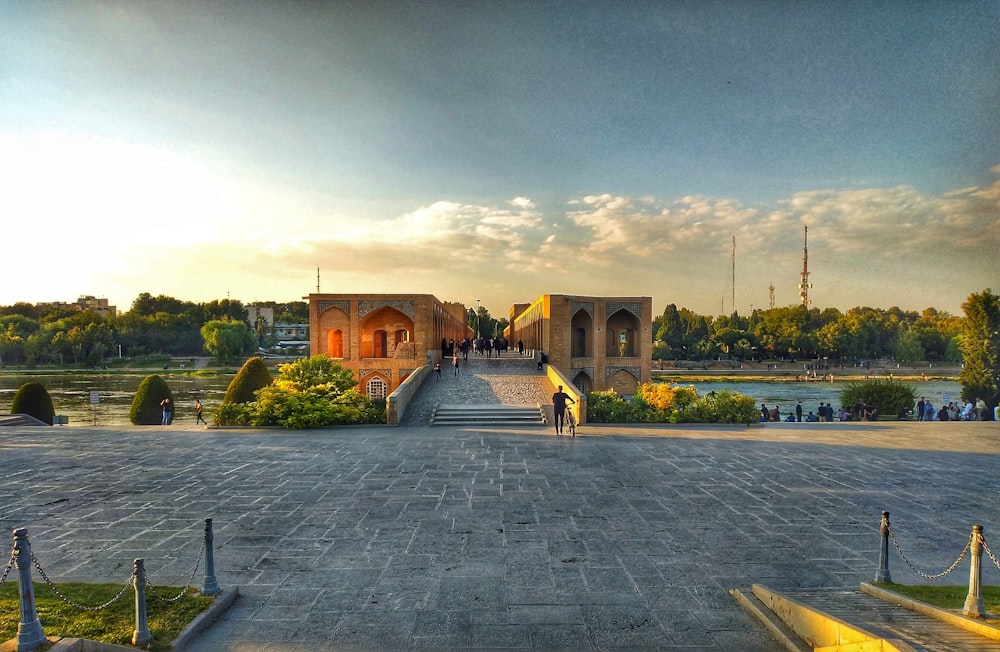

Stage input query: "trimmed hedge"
[
  {"left": 11, "top": 382, "right": 55, "bottom": 425},
  {"left": 129, "top": 374, "right": 174, "bottom": 425},
  {"left": 223, "top": 356, "right": 273, "bottom": 405}
]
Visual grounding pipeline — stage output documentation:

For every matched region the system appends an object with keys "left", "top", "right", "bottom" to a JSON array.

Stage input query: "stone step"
[
  {"left": 429, "top": 404, "right": 546, "bottom": 427},
  {"left": 733, "top": 584, "right": 1000, "bottom": 652}
]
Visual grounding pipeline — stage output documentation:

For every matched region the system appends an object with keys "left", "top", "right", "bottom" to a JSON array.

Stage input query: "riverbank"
[{"left": 654, "top": 360, "right": 961, "bottom": 384}]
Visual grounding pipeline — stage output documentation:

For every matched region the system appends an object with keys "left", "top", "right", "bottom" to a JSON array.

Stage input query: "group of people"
[
  {"left": 158, "top": 397, "right": 208, "bottom": 425},
  {"left": 915, "top": 396, "right": 987, "bottom": 421},
  {"left": 760, "top": 401, "right": 876, "bottom": 423},
  {"left": 442, "top": 336, "right": 525, "bottom": 360}
]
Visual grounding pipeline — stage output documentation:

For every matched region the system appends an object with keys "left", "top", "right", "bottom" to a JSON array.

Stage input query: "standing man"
[
  {"left": 195, "top": 399, "right": 207, "bottom": 425},
  {"left": 160, "top": 397, "right": 172, "bottom": 425},
  {"left": 795, "top": 402, "right": 803, "bottom": 422},
  {"left": 552, "top": 385, "right": 575, "bottom": 435}
]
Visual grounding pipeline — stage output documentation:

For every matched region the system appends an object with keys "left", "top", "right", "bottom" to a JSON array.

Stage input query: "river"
[
  {"left": 0, "top": 373, "right": 234, "bottom": 427},
  {"left": 674, "top": 378, "right": 963, "bottom": 417}
]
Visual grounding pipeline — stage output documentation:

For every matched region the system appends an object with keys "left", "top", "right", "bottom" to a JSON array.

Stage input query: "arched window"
[{"left": 328, "top": 329, "right": 344, "bottom": 358}]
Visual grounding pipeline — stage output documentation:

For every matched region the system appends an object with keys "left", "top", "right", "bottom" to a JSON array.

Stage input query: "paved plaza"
[{"left": 1, "top": 358, "right": 999, "bottom": 650}]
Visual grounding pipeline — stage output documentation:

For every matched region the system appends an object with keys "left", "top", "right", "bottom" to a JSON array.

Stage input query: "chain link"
[
  {"left": 887, "top": 524, "right": 970, "bottom": 580},
  {"left": 30, "top": 546, "right": 134, "bottom": 611},
  {"left": 0, "top": 547, "right": 16, "bottom": 585},
  {"left": 145, "top": 543, "right": 204, "bottom": 603},
  {"left": 982, "top": 535, "right": 1000, "bottom": 570}
]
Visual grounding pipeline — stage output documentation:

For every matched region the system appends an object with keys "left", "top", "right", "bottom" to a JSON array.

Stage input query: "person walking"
[
  {"left": 452, "top": 353, "right": 460, "bottom": 376},
  {"left": 434, "top": 362, "right": 441, "bottom": 380},
  {"left": 195, "top": 399, "right": 207, "bottom": 425},
  {"left": 552, "top": 385, "right": 575, "bottom": 435}
]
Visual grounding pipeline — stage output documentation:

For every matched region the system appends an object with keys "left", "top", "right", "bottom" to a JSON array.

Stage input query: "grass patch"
[
  {"left": 877, "top": 583, "right": 1000, "bottom": 625},
  {"left": 0, "top": 582, "right": 214, "bottom": 651}
]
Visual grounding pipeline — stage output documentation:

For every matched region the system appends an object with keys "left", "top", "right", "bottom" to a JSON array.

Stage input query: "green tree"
[
  {"left": 223, "top": 356, "right": 274, "bottom": 404},
  {"left": 11, "top": 382, "right": 55, "bottom": 425},
  {"left": 958, "top": 289, "right": 1000, "bottom": 412},
  {"left": 201, "top": 319, "right": 257, "bottom": 363},
  {"left": 894, "top": 328, "right": 925, "bottom": 366}
]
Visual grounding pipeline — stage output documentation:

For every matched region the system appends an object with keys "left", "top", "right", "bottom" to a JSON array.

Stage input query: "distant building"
[
  {"left": 508, "top": 294, "right": 652, "bottom": 395},
  {"left": 40, "top": 295, "right": 117, "bottom": 318},
  {"left": 246, "top": 305, "right": 274, "bottom": 327}
]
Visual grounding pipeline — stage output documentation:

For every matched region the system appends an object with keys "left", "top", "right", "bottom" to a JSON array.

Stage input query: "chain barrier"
[
  {"left": 28, "top": 539, "right": 134, "bottom": 610},
  {"left": 886, "top": 523, "right": 971, "bottom": 580},
  {"left": 982, "top": 535, "right": 1000, "bottom": 570},
  {"left": 0, "top": 546, "right": 15, "bottom": 585},
  {"left": 16, "top": 527, "right": 207, "bottom": 612},
  {"left": 145, "top": 543, "right": 204, "bottom": 603}
]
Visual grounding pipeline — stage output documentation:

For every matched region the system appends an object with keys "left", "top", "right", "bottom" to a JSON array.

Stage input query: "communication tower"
[{"left": 798, "top": 226, "right": 812, "bottom": 307}]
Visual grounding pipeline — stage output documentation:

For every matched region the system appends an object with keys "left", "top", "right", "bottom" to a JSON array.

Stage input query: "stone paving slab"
[{"left": 1, "top": 421, "right": 999, "bottom": 650}]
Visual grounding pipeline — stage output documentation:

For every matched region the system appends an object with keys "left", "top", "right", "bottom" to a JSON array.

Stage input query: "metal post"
[
  {"left": 132, "top": 558, "right": 151, "bottom": 647},
  {"left": 202, "top": 518, "right": 220, "bottom": 595},
  {"left": 964, "top": 524, "right": 986, "bottom": 618},
  {"left": 875, "top": 511, "right": 892, "bottom": 583},
  {"left": 13, "top": 528, "right": 46, "bottom": 652}
]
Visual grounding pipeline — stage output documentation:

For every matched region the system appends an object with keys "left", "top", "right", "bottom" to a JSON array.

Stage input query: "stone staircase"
[
  {"left": 731, "top": 583, "right": 1000, "bottom": 651},
  {"left": 429, "top": 403, "right": 547, "bottom": 427}
]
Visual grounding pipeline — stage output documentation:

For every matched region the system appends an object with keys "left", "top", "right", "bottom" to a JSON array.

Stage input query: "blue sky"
[{"left": 1, "top": 1, "right": 998, "bottom": 317}]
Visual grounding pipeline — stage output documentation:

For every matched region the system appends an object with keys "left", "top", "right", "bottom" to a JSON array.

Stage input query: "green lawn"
[
  {"left": 878, "top": 583, "right": 1000, "bottom": 625},
  {"left": 0, "top": 582, "right": 214, "bottom": 651}
]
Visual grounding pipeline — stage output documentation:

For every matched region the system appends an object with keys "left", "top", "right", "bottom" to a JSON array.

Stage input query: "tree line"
[
  {"left": 653, "top": 302, "right": 966, "bottom": 365},
  {"left": 0, "top": 293, "right": 308, "bottom": 366}
]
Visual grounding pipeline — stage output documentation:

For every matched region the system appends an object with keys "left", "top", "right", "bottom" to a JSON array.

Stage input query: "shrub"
[
  {"left": 679, "top": 389, "right": 759, "bottom": 425},
  {"left": 215, "top": 355, "right": 385, "bottom": 429},
  {"left": 223, "top": 356, "right": 273, "bottom": 404},
  {"left": 587, "top": 383, "right": 757, "bottom": 425},
  {"left": 840, "top": 379, "right": 917, "bottom": 419},
  {"left": 586, "top": 390, "right": 630, "bottom": 423},
  {"left": 129, "top": 374, "right": 174, "bottom": 425},
  {"left": 11, "top": 382, "right": 55, "bottom": 425}
]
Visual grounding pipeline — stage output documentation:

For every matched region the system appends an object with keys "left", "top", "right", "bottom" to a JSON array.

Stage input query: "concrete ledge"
[
  {"left": 730, "top": 588, "right": 811, "bottom": 652},
  {"left": 1, "top": 587, "right": 239, "bottom": 652},
  {"left": 171, "top": 586, "right": 239, "bottom": 649},
  {"left": 860, "top": 582, "right": 1000, "bottom": 641}
]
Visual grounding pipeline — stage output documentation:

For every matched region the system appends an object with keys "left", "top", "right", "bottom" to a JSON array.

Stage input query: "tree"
[
  {"left": 223, "top": 356, "right": 274, "bottom": 404},
  {"left": 894, "top": 329, "right": 925, "bottom": 366},
  {"left": 201, "top": 319, "right": 257, "bottom": 363},
  {"left": 11, "top": 382, "right": 55, "bottom": 425},
  {"left": 958, "top": 289, "right": 1000, "bottom": 413}
]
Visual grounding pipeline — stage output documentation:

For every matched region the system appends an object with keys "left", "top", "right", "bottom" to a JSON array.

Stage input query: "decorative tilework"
[
  {"left": 318, "top": 300, "right": 350, "bottom": 314},
  {"left": 359, "top": 300, "right": 415, "bottom": 319},
  {"left": 604, "top": 365, "right": 641, "bottom": 380},
  {"left": 571, "top": 301, "right": 594, "bottom": 318},
  {"left": 606, "top": 302, "right": 642, "bottom": 319}
]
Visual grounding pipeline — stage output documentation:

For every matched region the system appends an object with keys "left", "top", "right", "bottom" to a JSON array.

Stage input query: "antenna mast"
[
  {"left": 798, "top": 226, "right": 812, "bottom": 307},
  {"left": 316, "top": 268, "right": 320, "bottom": 294},
  {"left": 731, "top": 235, "right": 736, "bottom": 316},
  {"left": 769, "top": 283, "right": 775, "bottom": 309}
]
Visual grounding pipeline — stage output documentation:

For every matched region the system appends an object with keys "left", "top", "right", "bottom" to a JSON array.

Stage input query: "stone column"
[
  {"left": 13, "top": 528, "right": 46, "bottom": 651},
  {"left": 963, "top": 524, "right": 986, "bottom": 618},
  {"left": 132, "top": 558, "right": 151, "bottom": 647}
]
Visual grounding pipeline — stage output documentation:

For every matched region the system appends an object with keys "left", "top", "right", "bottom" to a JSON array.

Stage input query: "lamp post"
[{"left": 476, "top": 299, "right": 481, "bottom": 338}]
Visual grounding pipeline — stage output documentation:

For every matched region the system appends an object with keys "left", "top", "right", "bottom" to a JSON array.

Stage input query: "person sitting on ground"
[{"left": 805, "top": 411, "right": 819, "bottom": 422}]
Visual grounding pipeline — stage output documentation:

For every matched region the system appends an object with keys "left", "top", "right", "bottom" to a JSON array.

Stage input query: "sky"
[{"left": 1, "top": 1, "right": 998, "bottom": 319}]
